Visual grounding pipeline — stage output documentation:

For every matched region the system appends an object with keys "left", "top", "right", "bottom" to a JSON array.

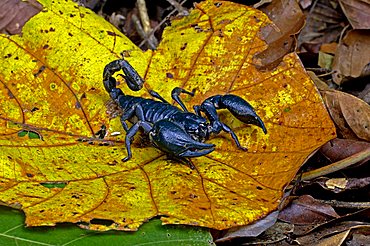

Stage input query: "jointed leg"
[
  {"left": 168, "top": 155, "right": 195, "bottom": 170},
  {"left": 148, "top": 90, "right": 170, "bottom": 104},
  {"left": 120, "top": 103, "right": 146, "bottom": 132},
  {"left": 122, "top": 121, "right": 152, "bottom": 162},
  {"left": 221, "top": 123, "right": 247, "bottom": 151},
  {"left": 120, "top": 108, "right": 134, "bottom": 132},
  {"left": 171, "top": 87, "right": 195, "bottom": 112}
]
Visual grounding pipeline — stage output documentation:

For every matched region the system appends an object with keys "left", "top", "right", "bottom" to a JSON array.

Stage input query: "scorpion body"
[{"left": 103, "top": 59, "right": 267, "bottom": 168}]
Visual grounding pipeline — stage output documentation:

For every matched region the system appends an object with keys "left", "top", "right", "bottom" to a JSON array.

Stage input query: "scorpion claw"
[
  {"left": 221, "top": 94, "right": 267, "bottom": 134},
  {"left": 255, "top": 116, "right": 267, "bottom": 134},
  {"left": 150, "top": 119, "right": 216, "bottom": 159},
  {"left": 179, "top": 147, "right": 215, "bottom": 158}
]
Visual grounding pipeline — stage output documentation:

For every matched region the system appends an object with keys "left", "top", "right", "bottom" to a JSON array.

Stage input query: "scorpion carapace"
[{"left": 103, "top": 58, "right": 267, "bottom": 168}]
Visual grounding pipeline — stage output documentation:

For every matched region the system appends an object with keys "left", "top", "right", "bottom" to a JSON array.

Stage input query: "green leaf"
[
  {"left": 0, "top": 206, "right": 214, "bottom": 246},
  {"left": 28, "top": 131, "right": 42, "bottom": 140},
  {"left": 17, "top": 130, "right": 28, "bottom": 137}
]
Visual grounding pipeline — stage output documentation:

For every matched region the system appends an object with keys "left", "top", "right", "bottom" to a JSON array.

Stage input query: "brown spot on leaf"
[{"left": 180, "top": 43, "right": 187, "bottom": 50}]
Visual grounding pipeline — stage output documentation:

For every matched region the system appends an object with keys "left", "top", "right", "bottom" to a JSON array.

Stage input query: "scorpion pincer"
[{"left": 103, "top": 59, "right": 267, "bottom": 168}]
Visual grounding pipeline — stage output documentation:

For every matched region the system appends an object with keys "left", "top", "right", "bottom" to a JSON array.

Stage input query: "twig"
[
  {"left": 306, "top": 68, "right": 332, "bottom": 73},
  {"left": 301, "top": 147, "right": 370, "bottom": 181},
  {"left": 166, "top": 0, "right": 189, "bottom": 15},
  {"left": 132, "top": 14, "right": 157, "bottom": 50},
  {"left": 338, "top": 24, "right": 350, "bottom": 44},
  {"left": 131, "top": 14, "right": 147, "bottom": 40},
  {"left": 137, "top": 0, "right": 151, "bottom": 34},
  {"left": 253, "top": 0, "right": 272, "bottom": 9},
  {"left": 297, "top": 0, "right": 319, "bottom": 45},
  {"left": 315, "top": 199, "right": 370, "bottom": 209},
  {"left": 317, "top": 70, "right": 335, "bottom": 77},
  {"left": 139, "top": 0, "right": 188, "bottom": 48},
  {"left": 136, "top": 0, "right": 158, "bottom": 49}
]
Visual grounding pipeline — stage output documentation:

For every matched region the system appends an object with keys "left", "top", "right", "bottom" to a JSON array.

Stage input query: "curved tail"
[{"left": 103, "top": 59, "right": 144, "bottom": 93}]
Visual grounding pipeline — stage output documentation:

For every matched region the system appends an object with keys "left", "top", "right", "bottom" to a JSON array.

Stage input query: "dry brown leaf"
[
  {"left": 325, "top": 178, "right": 348, "bottom": 190},
  {"left": 225, "top": 221, "right": 293, "bottom": 245},
  {"left": 295, "top": 223, "right": 370, "bottom": 245},
  {"left": 307, "top": 71, "right": 330, "bottom": 90},
  {"left": 339, "top": 0, "right": 370, "bottom": 29},
  {"left": 0, "top": 0, "right": 42, "bottom": 35},
  {"left": 316, "top": 229, "right": 350, "bottom": 246},
  {"left": 348, "top": 229, "right": 370, "bottom": 245},
  {"left": 316, "top": 177, "right": 370, "bottom": 193},
  {"left": 293, "top": 208, "right": 370, "bottom": 236},
  {"left": 298, "top": 0, "right": 344, "bottom": 53},
  {"left": 216, "top": 211, "right": 279, "bottom": 242},
  {"left": 298, "top": 0, "right": 313, "bottom": 9},
  {"left": 358, "top": 83, "right": 370, "bottom": 104},
  {"left": 278, "top": 195, "right": 340, "bottom": 225},
  {"left": 320, "top": 43, "right": 337, "bottom": 54},
  {"left": 321, "top": 90, "right": 370, "bottom": 141},
  {"left": 332, "top": 30, "right": 370, "bottom": 84},
  {"left": 321, "top": 138, "right": 370, "bottom": 162},
  {"left": 255, "top": 0, "right": 305, "bottom": 70}
]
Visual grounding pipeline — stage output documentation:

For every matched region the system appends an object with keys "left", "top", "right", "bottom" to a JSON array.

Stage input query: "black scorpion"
[{"left": 103, "top": 59, "right": 267, "bottom": 168}]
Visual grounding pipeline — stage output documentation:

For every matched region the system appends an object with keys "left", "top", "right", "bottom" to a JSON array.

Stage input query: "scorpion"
[{"left": 103, "top": 59, "right": 267, "bottom": 168}]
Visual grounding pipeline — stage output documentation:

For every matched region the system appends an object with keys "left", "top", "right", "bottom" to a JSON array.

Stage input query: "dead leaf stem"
[
  {"left": 132, "top": 14, "right": 157, "bottom": 50},
  {"left": 165, "top": 0, "right": 189, "bottom": 15},
  {"left": 139, "top": 0, "right": 188, "bottom": 48},
  {"left": 136, "top": 0, "right": 158, "bottom": 49},
  {"left": 137, "top": 0, "right": 151, "bottom": 34},
  {"left": 315, "top": 199, "right": 370, "bottom": 209},
  {"left": 301, "top": 147, "right": 370, "bottom": 181}
]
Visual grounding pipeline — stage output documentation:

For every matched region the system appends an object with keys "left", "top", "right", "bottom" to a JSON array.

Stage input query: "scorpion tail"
[
  {"left": 103, "top": 59, "right": 144, "bottom": 92},
  {"left": 103, "top": 76, "right": 117, "bottom": 93},
  {"left": 103, "top": 77, "right": 124, "bottom": 100}
]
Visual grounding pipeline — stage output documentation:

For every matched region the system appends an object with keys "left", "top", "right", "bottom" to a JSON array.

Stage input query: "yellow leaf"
[{"left": 0, "top": 0, "right": 336, "bottom": 230}]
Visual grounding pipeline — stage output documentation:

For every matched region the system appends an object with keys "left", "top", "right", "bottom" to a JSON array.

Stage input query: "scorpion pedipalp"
[
  {"left": 220, "top": 95, "right": 267, "bottom": 134},
  {"left": 196, "top": 94, "right": 267, "bottom": 134},
  {"left": 194, "top": 94, "right": 267, "bottom": 151},
  {"left": 149, "top": 119, "right": 215, "bottom": 158}
]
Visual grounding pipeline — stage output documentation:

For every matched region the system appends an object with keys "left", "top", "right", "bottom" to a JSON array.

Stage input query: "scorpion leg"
[
  {"left": 120, "top": 109, "right": 134, "bottom": 132},
  {"left": 197, "top": 102, "right": 247, "bottom": 150},
  {"left": 120, "top": 103, "right": 146, "bottom": 132},
  {"left": 149, "top": 87, "right": 195, "bottom": 111},
  {"left": 193, "top": 105, "right": 201, "bottom": 116},
  {"left": 148, "top": 90, "right": 170, "bottom": 104},
  {"left": 103, "top": 59, "right": 144, "bottom": 92},
  {"left": 171, "top": 87, "right": 195, "bottom": 112},
  {"left": 122, "top": 121, "right": 152, "bottom": 162},
  {"left": 220, "top": 123, "right": 247, "bottom": 151}
]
